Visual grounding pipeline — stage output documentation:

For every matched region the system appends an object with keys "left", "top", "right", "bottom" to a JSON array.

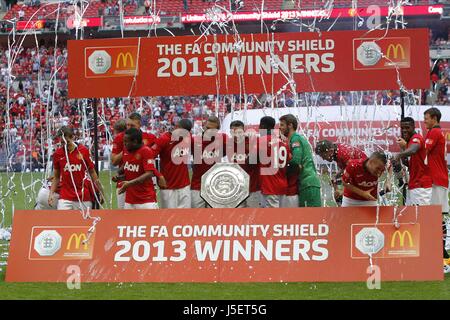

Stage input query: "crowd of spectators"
[
  {"left": 430, "top": 58, "right": 450, "bottom": 105},
  {"left": 0, "top": 41, "right": 447, "bottom": 172}
]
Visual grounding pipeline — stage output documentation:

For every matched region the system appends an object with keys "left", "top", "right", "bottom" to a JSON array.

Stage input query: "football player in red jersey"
[
  {"left": 227, "top": 120, "right": 260, "bottom": 208},
  {"left": 117, "top": 128, "right": 166, "bottom": 209},
  {"left": 341, "top": 151, "right": 387, "bottom": 207},
  {"left": 423, "top": 108, "right": 450, "bottom": 269},
  {"left": 49, "top": 126, "right": 104, "bottom": 210},
  {"left": 191, "top": 115, "right": 227, "bottom": 208},
  {"left": 111, "top": 119, "right": 127, "bottom": 209},
  {"left": 258, "top": 116, "right": 290, "bottom": 208},
  {"left": 111, "top": 113, "right": 156, "bottom": 166},
  {"left": 315, "top": 140, "right": 367, "bottom": 204},
  {"left": 111, "top": 113, "right": 156, "bottom": 208},
  {"left": 394, "top": 117, "right": 432, "bottom": 205},
  {"left": 150, "top": 119, "right": 192, "bottom": 208}
]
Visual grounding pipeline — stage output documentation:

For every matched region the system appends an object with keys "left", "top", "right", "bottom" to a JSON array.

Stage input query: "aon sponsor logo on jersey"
[
  {"left": 172, "top": 147, "right": 189, "bottom": 157},
  {"left": 124, "top": 162, "right": 140, "bottom": 173},
  {"left": 202, "top": 149, "right": 220, "bottom": 159},
  {"left": 231, "top": 153, "right": 248, "bottom": 162},
  {"left": 64, "top": 163, "right": 82, "bottom": 172},
  {"left": 359, "top": 181, "right": 378, "bottom": 188}
]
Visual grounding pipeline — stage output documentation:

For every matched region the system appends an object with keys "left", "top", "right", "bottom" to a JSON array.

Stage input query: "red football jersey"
[
  {"left": 53, "top": 144, "right": 94, "bottom": 202},
  {"left": 226, "top": 137, "right": 260, "bottom": 193},
  {"left": 112, "top": 131, "right": 156, "bottom": 156},
  {"left": 342, "top": 159, "right": 378, "bottom": 201},
  {"left": 112, "top": 130, "right": 156, "bottom": 188},
  {"left": 122, "top": 145, "right": 159, "bottom": 204},
  {"left": 190, "top": 132, "right": 227, "bottom": 191},
  {"left": 425, "top": 126, "right": 448, "bottom": 188},
  {"left": 258, "top": 135, "right": 289, "bottom": 195},
  {"left": 151, "top": 132, "right": 190, "bottom": 190},
  {"left": 336, "top": 143, "right": 367, "bottom": 170},
  {"left": 406, "top": 133, "right": 432, "bottom": 190}
]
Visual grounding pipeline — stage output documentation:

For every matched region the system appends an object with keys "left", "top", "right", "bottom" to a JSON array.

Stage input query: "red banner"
[
  {"left": 68, "top": 29, "right": 430, "bottom": 98},
  {"left": 16, "top": 20, "right": 45, "bottom": 30},
  {"left": 181, "top": 5, "right": 444, "bottom": 23},
  {"left": 6, "top": 206, "right": 442, "bottom": 282},
  {"left": 123, "top": 15, "right": 161, "bottom": 25},
  {"left": 66, "top": 16, "right": 103, "bottom": 29}
]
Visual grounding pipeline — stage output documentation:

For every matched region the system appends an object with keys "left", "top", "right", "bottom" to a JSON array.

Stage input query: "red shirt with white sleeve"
[
  {"left": 424, "top": 126, "right": 448, "bottom": 188},
  {"left": 342, "top": 159, "right": 379, "bottom": 201},
  {"left": 122, "top": 145, "right": 161, "bottom": 204},
  {"left": 53, "top": 144, "right": 94, "bottom": 202}
]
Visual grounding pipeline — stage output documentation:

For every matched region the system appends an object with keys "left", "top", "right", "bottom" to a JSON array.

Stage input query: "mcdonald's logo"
[
  {"left": 116, "top": 52, "right": 135, "bottom": 69},
  {"left": 66, "top": 233, "right": 88, "bottom": 250},
  {"left": 391, "top": 230, "right": 413, "bottom": 248},
  {"left": 386, "top": 44, "right": 405, "bottom": 60}
]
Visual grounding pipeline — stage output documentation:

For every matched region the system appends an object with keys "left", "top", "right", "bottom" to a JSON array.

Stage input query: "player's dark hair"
[
  {"left": 370, "top": 151, "right": 388, "bottom": 165},
  {"left": 128, "top": 112, "right": 142, "bottom": 122},
  {"left": 400, "top": 117, "right": 415, "bottom": 126},
  {"left": 177, "top": 119, "right": 193, "bottom": 132},
  {"left": 207, "top": 115, "right": 221, "bottom": 129},
  {"left": 279, "top": 114, "right": 298, "bottom": 130},
  {"left": 125, "top": 127, "right": 142, "bottom": 145},
  {"left": 315, "top": 140, "right": 334, "bottom": 155},
  {"left": 113, "top": 119, "right": 127, "bottom": 133},
  {"left": 57, "top": 126, "right": 74, "bottom": 139},
  {"left": 424, "top": 107, "right": 441, "bottom": 122},
  {"left": 230, "top": 120, "right": 245, "bottom": 129},
  {"left": 260, "top": 116, "right": 275, "bottom": 130}
]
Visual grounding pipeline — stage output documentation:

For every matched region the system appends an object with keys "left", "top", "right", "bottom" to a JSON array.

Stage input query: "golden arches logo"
[
  {"left": 116, "top": 52, "right": 134, "bottom": 69},
  {"left": 391, "top": 230, "right": 413, "bottom": 248},
  {"left": 386, "top": 44, "right": 405, "bottom": 60},
  {"left": 66, "top": 233, "right": 88, "bottom": 250}
]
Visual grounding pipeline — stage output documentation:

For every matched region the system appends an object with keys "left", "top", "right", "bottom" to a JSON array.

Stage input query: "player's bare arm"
[
  {"left": 89, "top": 168, "right": 105, "bottom": 204},
  {"left": 395, "top": 142, "right": 420, "bottom": 160}
]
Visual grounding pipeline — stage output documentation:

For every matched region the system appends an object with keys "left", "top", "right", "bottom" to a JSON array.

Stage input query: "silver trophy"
[{"left": 201, "top": 163, "right": 250, "bottom": 208}]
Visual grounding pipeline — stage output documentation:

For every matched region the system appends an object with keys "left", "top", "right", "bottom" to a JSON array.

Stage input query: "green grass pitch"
[{"left": 0, "top": 172, "right": 448, "bottom": 300}]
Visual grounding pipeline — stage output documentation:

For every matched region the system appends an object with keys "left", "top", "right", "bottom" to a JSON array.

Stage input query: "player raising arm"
[{"left": 394, "top": 117, "right": 432, "bottom": 205}]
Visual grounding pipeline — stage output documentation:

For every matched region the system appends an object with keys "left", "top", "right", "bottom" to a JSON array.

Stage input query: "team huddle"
[{"left": 34, "top": 108, "right": 448, "bottom": 217}]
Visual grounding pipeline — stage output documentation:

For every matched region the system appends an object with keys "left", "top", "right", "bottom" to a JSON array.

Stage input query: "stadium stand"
[
  {"left": 3, "top": 0, "right": 138, "bottom": 21},
  {"left": 1, "top": 0, "right": 436, "bottom": 20}
]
